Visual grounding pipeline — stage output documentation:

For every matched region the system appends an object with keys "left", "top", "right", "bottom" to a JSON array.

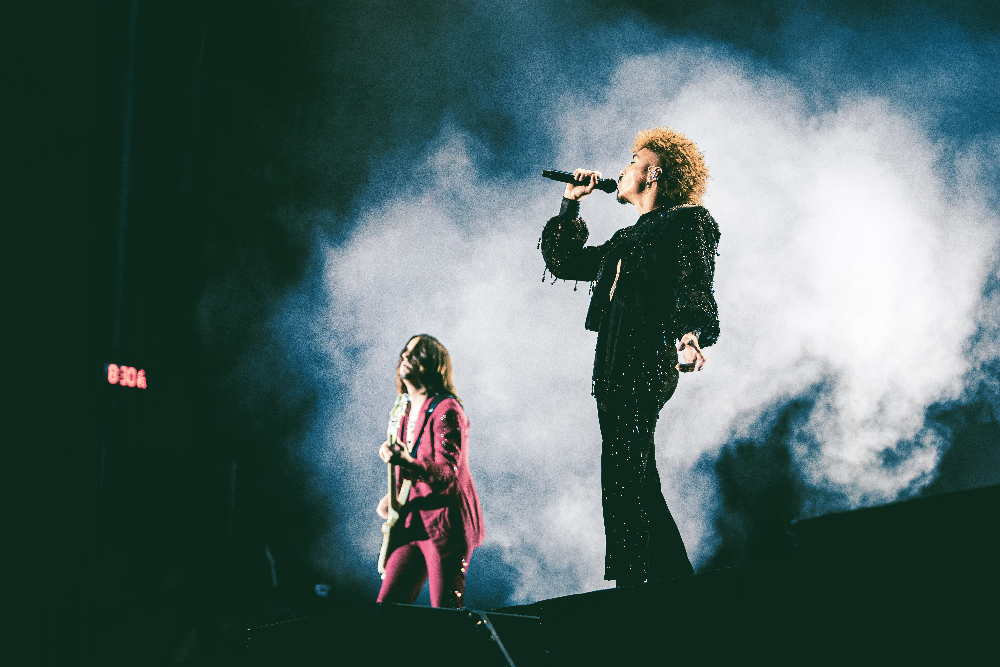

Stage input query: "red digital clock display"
[{"left": 107, "top": 364, "right": 147, "bottom": 389}]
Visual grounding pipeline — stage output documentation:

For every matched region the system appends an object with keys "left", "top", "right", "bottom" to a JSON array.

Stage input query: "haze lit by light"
[{"left": 287, "top": 44, "right": 999, "bottom": 604}]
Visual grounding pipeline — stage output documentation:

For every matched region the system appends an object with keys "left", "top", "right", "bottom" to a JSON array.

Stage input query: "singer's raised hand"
[{"left": 564, "top": 169, "right": 602, "bottom": 201}]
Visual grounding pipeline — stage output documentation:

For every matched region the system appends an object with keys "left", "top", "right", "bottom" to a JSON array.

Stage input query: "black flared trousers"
[{"left": 597, "top": 366, "right": 693, "bottom": 584}]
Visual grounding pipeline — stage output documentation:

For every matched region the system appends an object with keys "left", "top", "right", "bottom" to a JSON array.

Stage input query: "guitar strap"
[{"left": 408, "top": 393, "right": 455, "bottom": 457}]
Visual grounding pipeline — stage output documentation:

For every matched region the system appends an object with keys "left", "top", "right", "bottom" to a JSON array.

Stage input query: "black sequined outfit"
[{"left": 541, "top": 198, "right": 720, "bottom": 583}]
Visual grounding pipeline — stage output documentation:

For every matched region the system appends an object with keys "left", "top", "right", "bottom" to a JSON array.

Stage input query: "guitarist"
[{"left": 376, "top": 334, "right": 485, "bottom": 608}]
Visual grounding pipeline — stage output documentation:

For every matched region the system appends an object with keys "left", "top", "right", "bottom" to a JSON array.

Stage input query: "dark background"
[{"left": 6, "top": 0, "right": 999, "bottom": 664}]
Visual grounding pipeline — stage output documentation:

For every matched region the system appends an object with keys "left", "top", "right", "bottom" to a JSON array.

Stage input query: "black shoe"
[{"left": 615, "top": 577, "right": 646, "bottom": 588}]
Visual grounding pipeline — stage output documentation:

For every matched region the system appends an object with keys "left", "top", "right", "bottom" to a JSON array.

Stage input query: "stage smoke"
[{"left": 264, "top": 3, "right": 1000, "bottom": 605}]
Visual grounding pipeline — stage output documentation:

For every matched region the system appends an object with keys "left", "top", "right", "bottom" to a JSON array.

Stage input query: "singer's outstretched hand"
[
  {"left": 564, "top": 169, "right": 602, "bottom": 201},
  {"left": 676, "top": 332, "right": 706, "bottom": 372}
]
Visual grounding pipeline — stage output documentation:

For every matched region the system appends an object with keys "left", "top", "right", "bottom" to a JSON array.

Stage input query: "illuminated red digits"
[
  {"left": 119, "top": 366, "right": 129, "bottom": 385},
  {"left": 126, "top": 366, "right": 137, "bottom": 387},
  {"left": 137, "top": 369, "right": 147, "bottom": 389},
  {"left": 108, "top": 364, "right": 119, "bottom": 384}
]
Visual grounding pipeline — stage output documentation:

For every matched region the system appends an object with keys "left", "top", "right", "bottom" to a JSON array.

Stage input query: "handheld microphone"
[{"left": 542, "top": 169, "right": 618, "bottom": 194}]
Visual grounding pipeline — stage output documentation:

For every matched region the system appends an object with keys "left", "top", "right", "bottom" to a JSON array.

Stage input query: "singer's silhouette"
[{"left": 539, "top": 127, "right": 720, "bottom": 586}]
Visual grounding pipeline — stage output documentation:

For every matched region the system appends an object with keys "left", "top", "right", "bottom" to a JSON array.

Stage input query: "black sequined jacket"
[{"left": 541, "top": 199, "right": 721, "bottom": 395}]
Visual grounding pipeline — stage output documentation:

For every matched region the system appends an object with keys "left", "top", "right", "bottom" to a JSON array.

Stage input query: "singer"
[{"left": 539, "top": 127, "right": 720, "bottom": 587}]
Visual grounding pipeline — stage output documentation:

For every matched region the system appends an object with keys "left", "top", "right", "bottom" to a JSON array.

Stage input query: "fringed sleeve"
[{"left": 540, "top": 199, "right": 605, "bottom": 282}]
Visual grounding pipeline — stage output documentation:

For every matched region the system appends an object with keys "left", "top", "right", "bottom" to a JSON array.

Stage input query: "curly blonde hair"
[{"left": 632, "top": 127, "right": 709, "bottom": 205}]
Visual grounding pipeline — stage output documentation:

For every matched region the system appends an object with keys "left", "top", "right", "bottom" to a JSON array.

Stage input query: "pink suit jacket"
[{"left": 397, "top": 395, "right": 486, "bottom": 549}]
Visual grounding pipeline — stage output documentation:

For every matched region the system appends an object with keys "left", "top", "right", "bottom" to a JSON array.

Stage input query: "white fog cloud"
[{"left": 288, "top": 45, "right": 999, "bottom": 604}]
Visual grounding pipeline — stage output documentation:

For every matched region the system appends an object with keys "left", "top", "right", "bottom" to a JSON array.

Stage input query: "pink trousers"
[{"left": 377, "top": 534, "right": 472, "bottom": 608}]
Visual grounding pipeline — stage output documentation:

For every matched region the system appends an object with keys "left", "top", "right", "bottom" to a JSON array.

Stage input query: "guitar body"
[{"left": 378, "top": 394, "right": 411, "bottom": 578}]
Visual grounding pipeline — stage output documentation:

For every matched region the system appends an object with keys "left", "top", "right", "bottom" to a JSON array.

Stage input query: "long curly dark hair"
[{"left": 395, "top": 334, "right": 459, "bottom": 400}]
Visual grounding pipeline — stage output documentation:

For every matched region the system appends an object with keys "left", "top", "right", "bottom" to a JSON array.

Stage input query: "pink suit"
[{"left": 376, "top": 395, "right": 485, "bottom": 607}]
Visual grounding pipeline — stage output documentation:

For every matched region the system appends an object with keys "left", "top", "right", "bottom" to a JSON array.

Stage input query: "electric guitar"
[{"left": 377, "top": 393, "right": 411, "bottom": 578}]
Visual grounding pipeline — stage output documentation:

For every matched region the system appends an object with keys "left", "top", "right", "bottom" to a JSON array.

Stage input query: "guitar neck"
[
  {"left": 384, "top": 394, "right": 409, "bottom": 514},
  {"left": 387, "top": 461, "right": 399, "bottom": 511},
  {"left": 378, "top": 394, "right": 410, "bottom": 578}
]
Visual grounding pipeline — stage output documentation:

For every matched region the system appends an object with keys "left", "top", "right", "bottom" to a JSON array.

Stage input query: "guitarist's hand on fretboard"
[
  {"left": 379, "top": 438, "right": 416, "bottom": 468},
  {"left": 376, "top": 493, "right": 390, "bottom": 519}
]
